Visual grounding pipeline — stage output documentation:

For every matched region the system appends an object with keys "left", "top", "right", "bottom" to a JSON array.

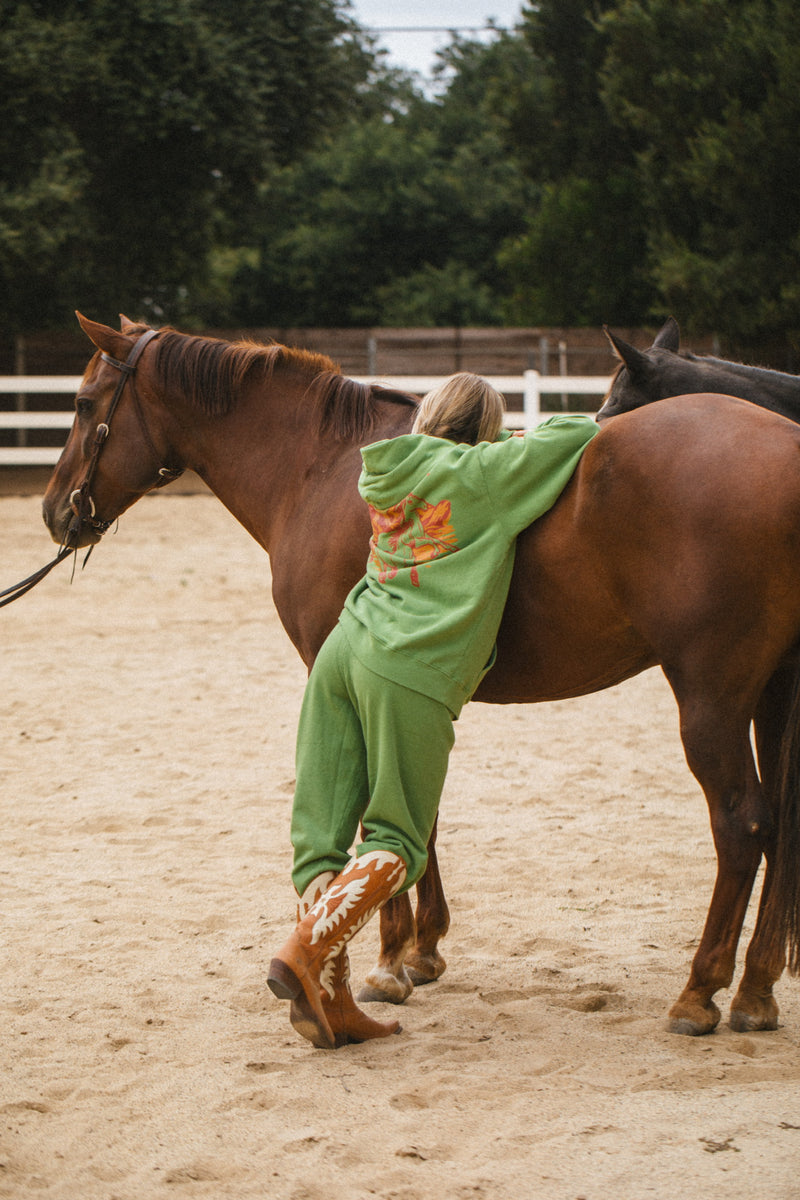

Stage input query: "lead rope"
[{"left": 0, "top": 545, "right": 77, "bottom": 608}]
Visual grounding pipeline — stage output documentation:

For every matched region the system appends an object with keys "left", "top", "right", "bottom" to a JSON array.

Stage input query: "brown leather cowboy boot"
[
  {"left": 322, "top": 944, "right": 402, "bottom": 1048},
  {"left": 291, "top": 871, "right": 403, "bottom": 1048},
  {"left": 268, "top": 850, "right": 407, "bottom": 1049}
]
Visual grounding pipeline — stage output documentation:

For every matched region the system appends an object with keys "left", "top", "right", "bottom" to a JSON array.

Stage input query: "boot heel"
[
  {"left": 267, "top": 957, "right": 301, "bottom": 1000},
  {"left": 269, "top": 956, "right": 336, "bottom": 1049}
]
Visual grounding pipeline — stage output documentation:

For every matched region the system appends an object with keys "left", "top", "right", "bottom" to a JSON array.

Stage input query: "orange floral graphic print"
[{"left": 368, "top": 494, "right": 458, "bottom": 587}]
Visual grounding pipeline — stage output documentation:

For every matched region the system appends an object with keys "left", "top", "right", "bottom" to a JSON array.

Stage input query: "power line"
[{"left": 369, "top": 25, "right": 510, "bottom": 33}]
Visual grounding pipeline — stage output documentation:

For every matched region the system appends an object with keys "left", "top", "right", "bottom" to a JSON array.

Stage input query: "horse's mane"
[
  {"left": 684, "top": 350, "right": 800, "bottom": 384},
  {"left": 148, "top": 327, "right": 416, "bottom": 441},
  {"left": 608, "top": 347, "right": 800, "bottom": 390}
]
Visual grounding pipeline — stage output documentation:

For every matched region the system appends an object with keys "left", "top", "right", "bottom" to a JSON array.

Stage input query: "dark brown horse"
[
  {"left": 42, "top": 313, "right": 800, "bottom": 1037},
  {"left": 598, "top": 316, "right": 800, "bottom": 423}
]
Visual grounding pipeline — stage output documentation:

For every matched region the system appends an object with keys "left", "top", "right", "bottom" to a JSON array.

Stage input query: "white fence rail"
[{"left": 0, "top": 372, "right": 611, "bottom": 466}]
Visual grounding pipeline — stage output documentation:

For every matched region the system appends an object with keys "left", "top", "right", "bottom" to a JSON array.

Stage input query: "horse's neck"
[
  {"left": 170, "top": 373, "right": 326, "bottom": 554},
  {"left": 164, "top": 371, "right": 416, "bottom": 665}
]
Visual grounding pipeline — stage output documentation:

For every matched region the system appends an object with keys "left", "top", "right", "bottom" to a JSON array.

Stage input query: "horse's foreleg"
[
  {"left": 406, "top": 816, "right": 450, "bottom": 985},
  {"left": 357, "top": 891, "right": 415, "bottom": 1004},
  {"left": 357, "top": 820, "right": 450, "bottom": 1003},
  {"left": 667, "top": 685, "right": 768, "bottom": 1035}
]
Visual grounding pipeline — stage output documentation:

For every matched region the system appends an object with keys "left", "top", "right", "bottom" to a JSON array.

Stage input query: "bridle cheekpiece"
[{"left": 68, "top": 328, "right": 183, "bottom": 537}]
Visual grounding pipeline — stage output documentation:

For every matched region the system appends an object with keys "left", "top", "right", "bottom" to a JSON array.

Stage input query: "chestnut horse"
[
  {"left": 41, "top": 314, "right": 800, "bottom": 1037},
  {"left": 598, "top": 316, "right": 800, "bottom": 424}
]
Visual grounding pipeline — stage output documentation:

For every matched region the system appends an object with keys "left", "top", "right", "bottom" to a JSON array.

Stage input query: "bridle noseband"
[
  {"left": 0, "top": 328, "right": 183, "bottom": 607},
  {"left": 69, "top": 328, "right": 183, "bottom": 537}
]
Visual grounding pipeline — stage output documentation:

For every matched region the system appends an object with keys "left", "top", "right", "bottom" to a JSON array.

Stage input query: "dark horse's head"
[
  {"left": 597, "top": 317, "right": 691, "bottom": 421},
  {"left": 598, "top": 317, "right": 800, "bottom": 425}
]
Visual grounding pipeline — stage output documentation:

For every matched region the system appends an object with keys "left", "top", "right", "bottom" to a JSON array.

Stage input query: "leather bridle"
[
  {"left": 0, "top": 328, "right": 183, "bottom": 607},
  {"left": 69, "top": 328, "right": 182, "bottom": 535}
]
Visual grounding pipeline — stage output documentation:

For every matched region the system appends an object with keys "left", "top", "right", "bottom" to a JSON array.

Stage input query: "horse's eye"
[{"left": 76, "top": 396, "right": 93, "bottom": 418}]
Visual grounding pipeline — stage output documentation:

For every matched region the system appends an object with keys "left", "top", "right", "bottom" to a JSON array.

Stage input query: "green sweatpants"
[{"left": 290, "top": 623, "right": 456, "bottom": 896}]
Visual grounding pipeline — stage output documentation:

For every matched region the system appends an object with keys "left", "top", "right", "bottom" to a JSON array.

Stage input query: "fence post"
[
  {"left": 523, "top": 369, "right": 541, "bottom": 429},
  {"left": 15, "top": 334, "right": 27, "bottom": 448},
  {"left": 558, "top": 339, "right": 568, "bottom": 411},
  {"left": 538, "top": 335, "right": 549, "bottom": 374}
]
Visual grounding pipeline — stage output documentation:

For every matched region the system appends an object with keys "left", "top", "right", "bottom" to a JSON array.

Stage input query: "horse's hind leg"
[
  {"left": 666, "top": 675, "right": 768, "bottom": 1035},
  {"left": 729, "top": 866, "right": 784, "bottom": 1032},
  {"left": 729, "top": 664, "right": 793, "bottom": 1031}
]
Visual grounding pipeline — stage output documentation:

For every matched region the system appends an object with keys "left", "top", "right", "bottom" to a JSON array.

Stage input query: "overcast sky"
[{"left": 348, "top": 1, "right": 525, "bottom": 83}]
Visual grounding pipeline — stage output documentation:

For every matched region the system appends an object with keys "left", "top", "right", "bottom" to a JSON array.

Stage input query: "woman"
[{"left": 268, "top": 373, "right": 598, "bottom": 1049}]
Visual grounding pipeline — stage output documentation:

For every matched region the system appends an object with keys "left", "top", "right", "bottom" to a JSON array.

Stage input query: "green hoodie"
[{"left": 338, "top": 415, "right": 599, "bottom": 715}]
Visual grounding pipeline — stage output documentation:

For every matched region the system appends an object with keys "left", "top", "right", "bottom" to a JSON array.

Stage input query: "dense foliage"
[
  {"left": 600, "top": 0, "right": 800, "bottom": 353},
  {"left": 0, "top": 0, "right": 375, "bottom": 330},
  {"left": 2, "top": 0, "right": 800, "bottom": 352}
]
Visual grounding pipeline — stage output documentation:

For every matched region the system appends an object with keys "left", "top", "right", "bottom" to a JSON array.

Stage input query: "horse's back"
[
  {"left": 483, "top": 394, "right": 800, "bottom": 704},
  {"left": 583, "top": 392, "right": 800, "bottom": 527}
]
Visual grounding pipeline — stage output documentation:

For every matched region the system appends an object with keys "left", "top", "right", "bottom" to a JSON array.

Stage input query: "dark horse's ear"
[
  {"left": 651, "top": 316, "right": 680, "bottom": 353},
  {"left": 603, "top": 326, "right": 650, "bottom": 380},
  {"left": 75, "top": 311, "right": 135, "bottom": 361}
]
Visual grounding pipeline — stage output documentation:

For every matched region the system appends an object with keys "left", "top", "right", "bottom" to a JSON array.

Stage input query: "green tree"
[
  {"left": 601, "top": 0, "right": 800, "bottom": 351},
  {"left": 495, "top": 0, "right": 655, "bottom": 325},
  {"left": 500, "top": 172, "right": 652, "bottom": 325},
  {"left": 0, "top": 0, "right": 376, "bottom": 332},
  {"left": 227, "top": 34, "right": 534, "bottom": 327}
]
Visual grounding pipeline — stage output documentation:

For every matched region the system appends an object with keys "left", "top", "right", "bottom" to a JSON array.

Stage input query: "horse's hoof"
[
  {"left": 729, "top": 1009, "right": 778, "bottom": 1033},
  {"left": 405, "top": 948, "right": 447, "bottom": 986},
  {"left": 668, "top": 1017, "right": 710, "bottom": 1036},
  {"left": 357, "top": 965, "right": 414, "bottom": 1005},
  {"left": 667, "top": 998, "right": 721, "bottom": 1036},
  {"left": 729, "top": 993, "right": 779, "bottom": 1032}
]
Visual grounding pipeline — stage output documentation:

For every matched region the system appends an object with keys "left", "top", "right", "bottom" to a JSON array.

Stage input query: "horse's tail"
[{"left": 771, "top": 657, "right": 800, "bottom": 974}]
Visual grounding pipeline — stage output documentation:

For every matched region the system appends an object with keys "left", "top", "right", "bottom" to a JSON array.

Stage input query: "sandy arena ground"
[{"left": 2, "top": 489, "right": 800, "bottom": 1199}]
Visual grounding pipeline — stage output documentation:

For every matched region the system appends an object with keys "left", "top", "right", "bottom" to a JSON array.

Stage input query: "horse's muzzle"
[{"left": 42, "top": 498, "right": 103, "bottom": 549}]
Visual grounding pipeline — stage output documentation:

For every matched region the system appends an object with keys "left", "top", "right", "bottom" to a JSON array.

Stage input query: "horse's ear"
[
  {"left": 603, "top": 327, "right": 650, "bottom": 379},
  {"left": 75, "top": 311, "right": 134, "bottom": 360},
  {"left": 119, "top": 314, "right": 141, "bottom": 334},
  {"left": 651, "top": 316, "right": 680, "bottom": 353}
]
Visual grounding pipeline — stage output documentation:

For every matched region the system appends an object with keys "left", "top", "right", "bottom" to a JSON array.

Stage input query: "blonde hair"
[{"left": 411, "top": 373, "right": 505, "bottom": 444}]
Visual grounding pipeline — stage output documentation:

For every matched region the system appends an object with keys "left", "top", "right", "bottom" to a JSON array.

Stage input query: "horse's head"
[
  {"left": 597, "top": 317, "right": 683, "bottom": 421},
  {"left": 42, "top": 313, "right": 183, "bottom": 549}
]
